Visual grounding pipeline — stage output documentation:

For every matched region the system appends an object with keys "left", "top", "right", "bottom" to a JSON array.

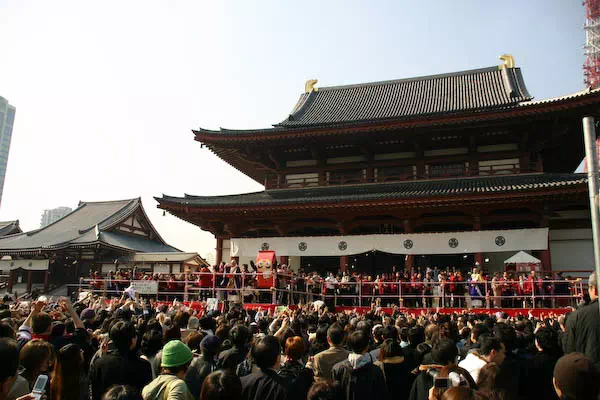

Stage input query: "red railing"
[{"left": 69, "top": 273, "right": 583, "bottom": 310}]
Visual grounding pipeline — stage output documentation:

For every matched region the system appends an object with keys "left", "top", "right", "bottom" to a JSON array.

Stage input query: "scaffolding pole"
[{"left": 582, "top": 117, "right": 600, "bottom": 310}]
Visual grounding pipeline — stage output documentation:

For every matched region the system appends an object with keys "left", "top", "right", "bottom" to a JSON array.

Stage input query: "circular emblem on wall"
[
  {"left": 495, "top": 236, "right": 506, "bottom": 247},
  {"left": 298, "top": 242, "right": 308, "bottom": 252},
  {"left": 403, "top": 239, "right": 414, "bottom": 249},
  {"left": 261, "top": 242, "right": 270, "bottom": 251},
  {"left": 338, "top": 241, "right": 348, "bottom": 251},
  {"left": 448, "top": 238, "right": 459, "bottom": 248}
]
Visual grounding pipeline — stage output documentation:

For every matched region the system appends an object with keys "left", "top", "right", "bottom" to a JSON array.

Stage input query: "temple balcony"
[{"left": 265, "top": 161, "right": 540, "bottom": 190}]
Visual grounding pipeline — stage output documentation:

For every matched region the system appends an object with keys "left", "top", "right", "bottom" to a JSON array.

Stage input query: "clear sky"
[{"left": 0, "top": 0, "right": 587, "bottom": 259}]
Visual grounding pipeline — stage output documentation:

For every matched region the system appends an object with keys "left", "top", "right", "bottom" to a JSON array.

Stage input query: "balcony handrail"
[{"left": 265, "top": 162, "right": 539, "bottom": 189}]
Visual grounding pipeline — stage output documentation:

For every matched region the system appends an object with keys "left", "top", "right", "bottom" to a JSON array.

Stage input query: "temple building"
[
  {"left": 0, "top": 198, "right": 205, "bottom": 293},
  {"left": 157, "top": 58, "right": 597, "bottom": 277}
]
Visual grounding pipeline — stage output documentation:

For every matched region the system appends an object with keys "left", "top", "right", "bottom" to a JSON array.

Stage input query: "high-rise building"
[
  {"left": 40, "top": 206, "right": 72, "bottom": 227},
  {"left": 0, "top": 97, "right": 16, "bottom": 207}
]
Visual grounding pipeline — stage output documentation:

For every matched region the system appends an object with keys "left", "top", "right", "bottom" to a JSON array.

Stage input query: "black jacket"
[
  {"left": 409, "top": 371, "right": 433, "bottom": 400},
  {"left": 185, "top": 354, "right": 218, "bottom": 399},
  {"left": 240, "top": 369, "right": 288, "bottom": 400},
  {"left": 89, "top": 350, "right": 153, "bottom": 400},
  {"left": 217, "top": 346, "right": 249, "bottom": 371},
  {"left": 331, "top": 354, "right": 389, "bottom": 400},
  {"left": 377, "top": 357, "right": 413, "bottom": 400},
  {"left": 278, "top": 360, "right": 314, "bottom": 400},
  {"left": 566, "top": 298, "right": 600, "bottom": 367},
  {"left": 523, "top": 352, "right": 561, "bottom": 400}
]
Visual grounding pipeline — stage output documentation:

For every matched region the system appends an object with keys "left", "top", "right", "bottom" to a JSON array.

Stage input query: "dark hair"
[
  {"left": 432, "top": 339, "right": 458, "bottom": 365},
  {"left": 102, "top": 385, "right": 143, "bottom": 400},
  {"left": 0, "top": 322, "right": 15, "bottom": 339},
  {"left": 378, "top": 339, "right": 403, "bottom": 361},
  {"left": 163, "top": 324, "right": 182, "bottom": 344},
  {"left": 348, "top": 331, "right": 369, "bottom": 354},
  {"left": 20, "top": 339, "right": 54, "bottom": 385},
  {"left": 382, "top": 325, "right": 398, "bottom": 341},
  {"left": 199, "top": 370, "right": 242, "bottom": 400},
  {"left": 535, "top": 327, "right": 559, "bottom": 353},
  {"left": 187, "top": 331, "right": 204, "bottom": 353},
  {"left": 399, "top": 327, "right": 409, "bottom": 341},
  {"left": 327, "top": 323, "right": 345, "bottom": 346},
  {"left": 471, "top": 324, "right": 489, "bottom": 342},
  {"left": 307, "top": 379, "right": 344, "bottom": 400},
  {"left": 493, "top": 323, "right": 516, "bottom": 352},
  {"left": 373, "top": 325, "right": 384, "bottom": 342},
  {"left": 230, "top": 324, "right": 251, "bottom": 348},
  {"left": 476, "top": 362, "right": 513, "bottom": 399},
  {"left": 252, "top": 336, "right": 280, "bottom": 370},
  {"left": 0, "top": 338, "right": 19, "bottom": 385},
  {"left": 31, "top": 312, "right": 52, "bottom": 334},
  {"left": 140, "top": 330, "right": 163, "bottom": 358},
  {"left": 408, "top": 326, "right": 425, "bottom": 347},
  {"left": 51, "top": 344, "right": 84, "bottom": 400},
  {"left": 479, "top": 337, "right": 504, "bottom": 357},
  {"left": 110, "top": 321, "right": 136, "bottom": 354}
]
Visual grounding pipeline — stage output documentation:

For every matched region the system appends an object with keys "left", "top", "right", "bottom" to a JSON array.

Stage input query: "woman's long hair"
[
  {"left": 50, "top": 343, "right": 84, "bottom": 400},
  {"left": 20, "top": 339, "right": 55, "bottom": 387}
]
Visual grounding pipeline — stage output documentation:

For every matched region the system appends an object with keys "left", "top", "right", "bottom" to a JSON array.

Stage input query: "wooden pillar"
[
  {"left": 340, "top": 256, "right": 348, "bottom": 272},
  {"left": 475, "top": 253, "right": 484, "bottom": 267},
  {"left": 215, "top": 237, "right": 223, "bottom": 267},
  {"left": 26, "top": 270, "right": 32, "bottom": 293},
  {"left": 404, "top": 219, "right": 415, "bottom": 271},
  {"left": 43, "top": 270, "right": 50, "bottom": 294},
  {"left": 280, "top": 256, "right": 289, "bottom": 266},
  {"left": 405, "top": 255, "right": 415, "bottom": 270},
  {"left": 169, "top": 263, "right": 173, "bottom": 275},
  {"left": 7, "top": 269, "right": 15, "bottom": 293},
  {"left": 539, "top": 249, "right": 552, "bottom": 272}
]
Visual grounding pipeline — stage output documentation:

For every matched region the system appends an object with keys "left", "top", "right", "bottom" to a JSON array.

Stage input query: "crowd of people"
[
  {"left": 0, "top": 271, "right": 598, "bottom": 400},
  {"left": 85, "top": 263, "right": 579, "bottom": 309}
]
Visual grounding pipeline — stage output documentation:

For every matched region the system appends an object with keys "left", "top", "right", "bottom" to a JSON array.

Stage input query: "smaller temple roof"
[
  {"left": 0, "top": 198, "right": 178, "bottom": 253},
  {"left": 157, "top": 173, "right": 587, "bottom": 208},
  {"left": 133, "top": 252, "right": 208, "bottom": 266},
  {"left": 0, "top": 221, "right": 22, "bottom": 237}
]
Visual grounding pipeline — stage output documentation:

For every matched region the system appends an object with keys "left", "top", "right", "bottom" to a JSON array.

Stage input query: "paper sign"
[
  {"left": 131, "top": 280, "right": 158, "bottom": 295},
  {"left": 206, "top": 298, "right": 219, "bottom": 312}
]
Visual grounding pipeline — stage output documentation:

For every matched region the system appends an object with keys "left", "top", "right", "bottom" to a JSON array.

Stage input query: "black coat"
[
  {"left": 217, "top": 346, "right": 249, "bottom": 371},
  {"left": 185, "top": 355, "right": 218, "bottom": 399},
  {"left": 408, "top": 371, "right": 433, "bottom": 400},
  {"left": 89, "top": 351, "right": 153, "bottom": 400},
  {"left": 240, "top": 369, "right": 288, "bottom": 400},
  {"left": 524, "top": 352, "right": 561, "bottom": 400},
  {"left": 377, "top": 358, "right": 413, "bottom": 400},
  {"left": 566, "top": 298, "right": 600, "bottom": 367},
  {"left": 278, "top": 360, "right": 314, "bottom": 400},
  {"left": 331, "top": 356, "right": 389, "bottom": 400}
]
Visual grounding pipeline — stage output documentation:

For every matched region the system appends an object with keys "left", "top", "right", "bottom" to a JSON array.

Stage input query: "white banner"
[
  {"left": 131, "top": 280, "right": 158, "bottom": 295},
  {"left": 0, "top": 259, "right": 49, "bottom": 271},
  {"left": 230, "top": 228, "right": 548, "bottom": 257}
]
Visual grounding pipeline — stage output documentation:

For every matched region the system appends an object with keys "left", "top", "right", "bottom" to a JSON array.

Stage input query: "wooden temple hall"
[
  {"left": 157, "top": 57, "right": 598, "bottom": 276},
  {"left": 0, "top": 198, "right": 205, "bottom": 293}
]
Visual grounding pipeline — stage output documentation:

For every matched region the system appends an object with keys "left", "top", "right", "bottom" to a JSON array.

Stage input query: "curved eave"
[
  {"left": 192, "top": 89, "right": 600, "bottom": 144},
  {"left": 156, "top": 183, "right": 588, "bottom": 216}
]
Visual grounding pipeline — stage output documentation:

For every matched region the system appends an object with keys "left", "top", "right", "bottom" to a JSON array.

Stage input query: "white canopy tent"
[{"left": 504, "top": 251, "right": 542, "bottom": 272}]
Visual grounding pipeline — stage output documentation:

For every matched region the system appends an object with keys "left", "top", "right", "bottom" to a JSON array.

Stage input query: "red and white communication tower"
[
  {"left": 584, "top": 0, "right": 600, "bottom": 89},
  {"left": 584, "top": 0, "right": 600, "bottom": 172}
]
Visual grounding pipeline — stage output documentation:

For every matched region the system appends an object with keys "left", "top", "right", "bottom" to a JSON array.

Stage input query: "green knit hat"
[{"left": 161, "top": 340, "right": 193, "bottom": 368}]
